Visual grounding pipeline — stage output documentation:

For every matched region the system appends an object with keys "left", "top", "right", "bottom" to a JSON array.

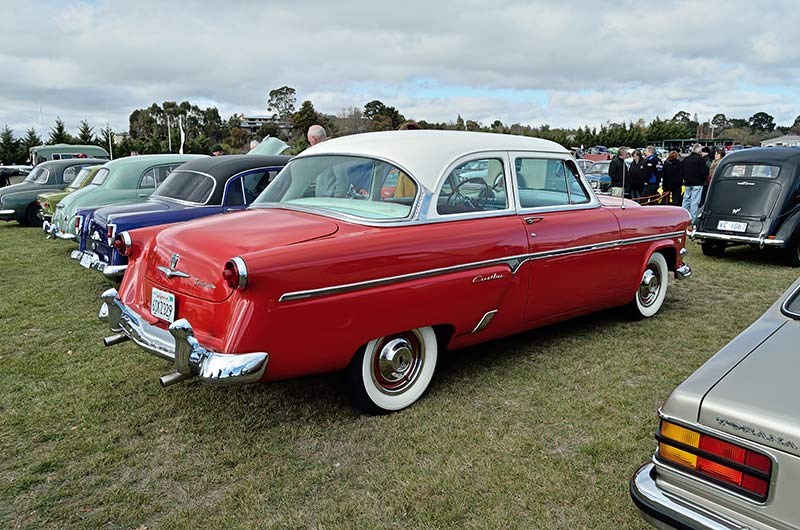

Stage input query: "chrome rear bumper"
[
  {"left": 630, "top": 463, "right": 744, "bottom": 530},
  {"left": 688, "top": 230, "right": 785, "bottom": 248},
  {"left": 69, "top": 249, "right": 127, "bottom": 278},
  {"left": 99, "top": 288, "right": 268, "bottom": 387},
  {"left": 675, "top": 263, "right": 692, "bottom": 280}
]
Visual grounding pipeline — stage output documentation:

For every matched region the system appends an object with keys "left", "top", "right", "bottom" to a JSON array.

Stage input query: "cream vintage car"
[{"left": 631, "top": 277, "right": 800, "bottom": 529}]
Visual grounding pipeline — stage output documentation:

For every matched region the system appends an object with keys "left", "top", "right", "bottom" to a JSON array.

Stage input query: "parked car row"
[{"left": 10, "top": 131, "right": 800, "bottom": 529}]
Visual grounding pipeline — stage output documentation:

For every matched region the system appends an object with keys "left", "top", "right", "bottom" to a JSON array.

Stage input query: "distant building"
[
  {"left": 239, "top": 116, "right": 290, "bottom": 135},
  {"left": 761, "top": 135, "right": 800, "bottom": 148},
  {"left": 113, "top": 132, "right": 130, "bottom": 145}
]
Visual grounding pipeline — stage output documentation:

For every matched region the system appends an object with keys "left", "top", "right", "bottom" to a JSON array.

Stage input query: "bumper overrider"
[
  {"left": 42, "top": 219, "right": 77, "bottom": 240},
  {"left": 99, "top": 288, "right": 268, "bottom": 387},
  {"left": 630, "top": 463, "right": 743, "bottom": 530},
  {"left": 69, "top": 249, "right": 127, "bottom": 277}
]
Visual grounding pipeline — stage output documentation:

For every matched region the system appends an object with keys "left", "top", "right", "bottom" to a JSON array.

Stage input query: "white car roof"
[{"left": 298, "top": 130, "right": 568, "bottom": 191}]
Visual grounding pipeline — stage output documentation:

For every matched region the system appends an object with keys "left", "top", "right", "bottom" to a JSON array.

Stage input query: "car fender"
[{"left": 774, "top": 209, "right": 800, "bottom": 244}]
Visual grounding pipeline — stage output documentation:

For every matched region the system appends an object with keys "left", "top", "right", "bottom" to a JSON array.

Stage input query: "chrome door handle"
[{"left": 524, "top": 216, "right": 543, "bottom": 225}]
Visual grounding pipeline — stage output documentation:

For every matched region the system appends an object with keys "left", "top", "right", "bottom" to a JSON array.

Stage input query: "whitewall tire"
[
  {"left": 630, "top": 252, "right": 669, "bottom": 319},
  {"left": 346, "top": 327, "right": 438, "bottom": 414}
]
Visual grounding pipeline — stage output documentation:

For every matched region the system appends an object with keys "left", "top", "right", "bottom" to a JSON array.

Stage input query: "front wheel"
[
  {"left": 628, "top": 252, "right": 669, "bottom": 319},
  {"left": 23, "top": 203, "right": 40, "bottom": 226},
  {"left": 345, "top": 327, "right": 438, "bottom": 414}
]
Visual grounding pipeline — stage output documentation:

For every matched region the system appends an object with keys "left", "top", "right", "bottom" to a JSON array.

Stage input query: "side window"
[
  {"left": 242, "top": 169, "right": 277, "bottom": 204},
  {"left": 564, "top": 160, "right": 590, "bottom": 204},
  {"left": 516, "top": 158, "right": 570, "bottom": 208},
  {"left": 225, "top": 177, "right": 245, "bottom": 206},
  {"left": 139, "top": 168, "right": 157, "bottom": 189},
  {"left": 436, "top": 158, "right": 508, "bottom": 215},
  {"left": 62, "top": 166, "right": 80, "bottom": 184}
]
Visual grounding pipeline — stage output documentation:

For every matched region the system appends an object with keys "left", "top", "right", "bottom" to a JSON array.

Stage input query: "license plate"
[
  {"left": 79, "top": 252, "right": 93, "bottom": 268},
  {"left": 151, "top": 287, "right": 176, "bottom": 323},
  {"left": 717, "top": 220, "right": 747, "bottom": 232}
]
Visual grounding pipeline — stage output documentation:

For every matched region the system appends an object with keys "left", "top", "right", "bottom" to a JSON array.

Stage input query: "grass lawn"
[{"left": 1, "top": 222, "right": 797, "bottom": 529}]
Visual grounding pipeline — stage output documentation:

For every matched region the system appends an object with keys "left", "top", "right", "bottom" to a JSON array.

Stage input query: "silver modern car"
[{"left": 631, "top": 277, "right": 800, "bottom": 529}]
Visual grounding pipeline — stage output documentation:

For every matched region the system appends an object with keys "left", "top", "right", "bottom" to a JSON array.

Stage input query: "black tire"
[
  {"left": 627, "top": 252, "right": 669, "bottom": 320},
  {"left": 701, "top": 241, "right": 726, "bottom": 257},
  {"left": 786, "top": 240, "right": 800, "bottom": 267},
  {"left": 345, "top": 327, "right": 438, "bottom": 414},
  {"left": 23, "top": 202, "right": 40, "bottom": 226}
]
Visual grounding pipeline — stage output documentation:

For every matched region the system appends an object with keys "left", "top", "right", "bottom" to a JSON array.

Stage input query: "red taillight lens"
[
  {"left": 657, "top": 420, "right": 772, "bottom": 501},
  {"left": 222, "top": 257, "right": 247, "bottom": 290},
  {"left": 106, "top": 224, "right": 115, "bottom": 241},
  {"left": 43, "top": 202, "right": 50, "bottom": 209},
  {"left": 113, "top": 232, "right": 131, "bottom": 256},
  {"left": 74, "top": 216, "right": 82, "bottom": 230}
]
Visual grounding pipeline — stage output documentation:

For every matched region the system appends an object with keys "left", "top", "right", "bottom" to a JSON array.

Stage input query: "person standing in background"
[
  {"left": 701, "top": 149, "right": 725, "bottom": 206},
  {"left": 642, "top": 146, "right": 663, "bottom": 198},
  {"left": 681, "top": 143, "right": 709, "bottom": 223},
  {"left": 662, "top": 150, "right": 683, "bottom": 206},
  {"left": 628, "top": 150, "right": 645, "bottom": 199},
  {"left": 608, "top": 147, "right": 628, "bottom": 198}
]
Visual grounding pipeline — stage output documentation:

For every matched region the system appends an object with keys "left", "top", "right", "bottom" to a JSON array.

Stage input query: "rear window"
[
  {"left": 153, "top": 170, "right": 215, "bottom": 204},
  {"left": 91, "top": 168, "right": 110, "bottom": 185},
  {"left": 722, "top": 164, "right": 781, "bottom": 179}
]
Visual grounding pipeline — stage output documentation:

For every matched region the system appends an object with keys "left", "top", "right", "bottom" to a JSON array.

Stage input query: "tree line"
[{"left": 2, "top": 85, "right": 799, "bottom": 164}]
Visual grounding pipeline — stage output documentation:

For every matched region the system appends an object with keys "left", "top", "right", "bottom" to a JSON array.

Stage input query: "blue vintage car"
[{"left": 72, "top": 155, "right": 290, "bottom": 277}]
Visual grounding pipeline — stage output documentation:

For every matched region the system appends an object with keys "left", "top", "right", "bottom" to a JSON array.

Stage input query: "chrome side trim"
[
  {"left": 630, "top": 463, "right": 745, "bottom": 530},
  {"left": 0, "top": 209, "right": 15, "bottom": 215},
  {"left": 471, "top": 309, "right": 498, "bottom": 334},
  {"left": 278, "top": 231, "right": 685, "bottom": 302}
]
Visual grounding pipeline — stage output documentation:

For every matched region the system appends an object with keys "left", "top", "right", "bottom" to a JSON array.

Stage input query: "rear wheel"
[
  {"left": 23, "top": 202, "right": 40, "bottom": 226},
  {"left": 701, "top": 241, "right": 726, "bottom": 257},
  {"left": 346, "top": 327, "right": 438, "bottom": 414},
  {"left": 628, "top": 252, "right": 668, "bottom": 319},
  {"left": 786, "top": 239, "right": 800, "bottom": 267}
]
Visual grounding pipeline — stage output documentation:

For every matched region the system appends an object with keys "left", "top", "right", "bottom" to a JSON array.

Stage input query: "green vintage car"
[
  {"left": 0, "top": 158, "right": 107, "bottom": 225},
  {"left": 37, "top": 165, "right": 103, "bottom": 222},
  {"left": 30, "top": 143, "right": 110, "bottom": 164},
  {"left": 48, "top": 154, "right": 205, "bottom": 240}
]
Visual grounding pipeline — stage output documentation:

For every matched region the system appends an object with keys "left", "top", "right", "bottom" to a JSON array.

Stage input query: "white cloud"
[{"left": 0, "top": 0, "right": 798, "bottom": 136}]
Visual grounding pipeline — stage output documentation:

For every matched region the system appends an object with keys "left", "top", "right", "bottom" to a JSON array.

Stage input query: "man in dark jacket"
[
  {"left": 642, "top": 146, "right": 663, "bottom": 198},
  {"left": 681, "top": 143, "right": 709, "bottom": 223},
  {"left": 662, "top": 150, "right": 683, "bottom": 206},
  {"left": 608, "top": 147, "right": 628, "bottom": 198}
]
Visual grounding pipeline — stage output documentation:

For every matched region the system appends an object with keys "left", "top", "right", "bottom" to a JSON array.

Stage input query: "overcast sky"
[{"left": 1, "top": 0, "right": 798, "bottom": 136}]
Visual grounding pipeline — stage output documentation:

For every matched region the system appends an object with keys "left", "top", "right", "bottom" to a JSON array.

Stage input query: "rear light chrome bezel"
[
  {"left": 114, "top": 231, "right": 132, "bottom": 256},
  {"left": 106, "top": 223, "right": 117, "bottom": 245},
  {"left": 222, "top": 256, "right": 248, "bottom": 290},
  {"left": 654, "top": 412, "right": 776, "bottom": 504}
]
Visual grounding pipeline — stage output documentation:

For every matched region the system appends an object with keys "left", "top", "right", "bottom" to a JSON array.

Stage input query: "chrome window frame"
[
  {"left": 430, "top": 152, "right": 514, "bottom": 219},
  {"left": 250, "top": 154, "right": 424, "bottom": 224},
  {"left": 154, "top": 170, "right": 218, "bottom": 206},
  {"left": 29, "top": 167, "right": 51, "bottom": 184},
  {"left": 510, "top": 151, "right": 601, "bottom": 215}
]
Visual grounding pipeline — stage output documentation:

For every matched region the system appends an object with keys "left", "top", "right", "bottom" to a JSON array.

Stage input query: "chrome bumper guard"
[
  {"left": 675, "top": 262, "right": 691, "bottom": 280},
  {"left": 0, "top": 208, "right": 15, "bottom": 216},
  {"left": 99, "top": 288, "right": 268, "bottom": 387},
  {"left": 69, "top": 249, "right": 127, "bottom": 278},
  {"left": 688, "top": 229, "right": 785, "bottom": 249},
  {"left": 630, "top": 463, "right": 744, "bottom": 530},
  {"left": 43, "top": 220, "right": 60, "bottom": 239},
  {"left": 54, "top": 228, "right": 76, "bottom": 240}
]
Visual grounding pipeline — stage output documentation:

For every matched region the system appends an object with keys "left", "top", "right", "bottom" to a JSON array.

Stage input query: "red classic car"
[{"left": 99, "top": 131, "right": 692, "bottom": 413}]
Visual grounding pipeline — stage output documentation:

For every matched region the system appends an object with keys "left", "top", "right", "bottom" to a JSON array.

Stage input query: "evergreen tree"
[
  {"left": 0, "top": 125, "right": 22, "bottom": 164},
  {"left": 48, "top": 117, "right": 72, "bottom": 144},
  {"left": 77, "top": 120, "right": 95, "bottom": 144},
  {"left": 98, "top": 127, "right": 114, "bottom": 155}
]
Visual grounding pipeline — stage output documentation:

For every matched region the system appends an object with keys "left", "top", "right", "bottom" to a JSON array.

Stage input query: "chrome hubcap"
[
  {"left": 372, "top": 332, "right": 424, "bottom": 394},
  {"left": 638, "top": 267, "right": 661, "bottom": 307}
]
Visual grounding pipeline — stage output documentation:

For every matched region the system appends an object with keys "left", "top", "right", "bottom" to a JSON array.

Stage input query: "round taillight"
[
  {"left": 113, "top": 231, "right": 131, "bottom": 256},
  {"left": 222, "top": 257, "right": 248, "bottom": 290}
]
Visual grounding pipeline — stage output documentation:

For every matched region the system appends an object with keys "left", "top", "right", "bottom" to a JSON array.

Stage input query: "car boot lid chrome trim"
[{"left": 279, "top": 231, "right": 686, "bottom": 302}]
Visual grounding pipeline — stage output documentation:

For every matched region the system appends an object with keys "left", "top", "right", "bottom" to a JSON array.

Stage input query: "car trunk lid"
[
  {"left": 702, "top": 179, "right": 782, "bottom": 236},
  {"left": 143, "top": 209, "right": 339, "bottom": 302},
  {"left": 699, "top": 322, "right": 800, "bottom": 457}
]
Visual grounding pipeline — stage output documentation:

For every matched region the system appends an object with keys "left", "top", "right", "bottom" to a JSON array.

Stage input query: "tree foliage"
[
  {"left": 77, "top": 120, "right": 95, "bottom": 144},
  {"left": 0, "top": 125, "right": 22, "bottom": 164},
  {"left": 48, "top": 117, "right": 72, "bottom": 144},
  {"left": 748, "top": 112, "right": 776, "bottom": 133},
  {"left": 267, "top": 86, "right": 297, "bottom": 122},
  {"left": 363, "top": 100, "right": 405, "bottom": 130}
]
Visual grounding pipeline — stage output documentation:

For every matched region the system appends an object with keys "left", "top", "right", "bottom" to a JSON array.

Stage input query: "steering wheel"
[{"left": 447, "top": 177, "right": 494, "bottom": 210}]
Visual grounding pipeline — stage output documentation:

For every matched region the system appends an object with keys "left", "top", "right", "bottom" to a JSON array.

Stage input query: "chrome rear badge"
[
  {"left": 732, "top": 208, "right": 742, "bottom": 214},
  {"left": 157, "top": 253, "right": 190, "bottom": 279},
  {"left": 715, "top": 417, "right": 798, "bottom": 450}
]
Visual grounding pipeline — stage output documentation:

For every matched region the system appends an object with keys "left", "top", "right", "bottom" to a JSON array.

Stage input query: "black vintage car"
[{"left": 691, "top": 148, "right": 800, "bottom": 265}]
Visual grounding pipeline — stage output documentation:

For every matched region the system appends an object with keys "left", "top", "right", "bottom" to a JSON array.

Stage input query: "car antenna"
[{"left": 620, "top": 150, "right": 626, "bottom": 210}]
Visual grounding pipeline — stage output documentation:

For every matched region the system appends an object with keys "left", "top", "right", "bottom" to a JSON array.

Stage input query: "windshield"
[
  {"left": 91, "top": 168, "right": 110, "bottom": 186},
  {"left": 152, "top": 170, "right": 215, "bottom": 204},
  {"left": 24, "top": 167, "right": 50, "bottom": 184},
  {"left": 254, "top": 155, "right": 418, "bottom": 220},
  {"left": 248, "top": 137, "right": 290, "bottom": 156},
  {"left": 67, "top": 167, "right": 95, "bottom": 189}
]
